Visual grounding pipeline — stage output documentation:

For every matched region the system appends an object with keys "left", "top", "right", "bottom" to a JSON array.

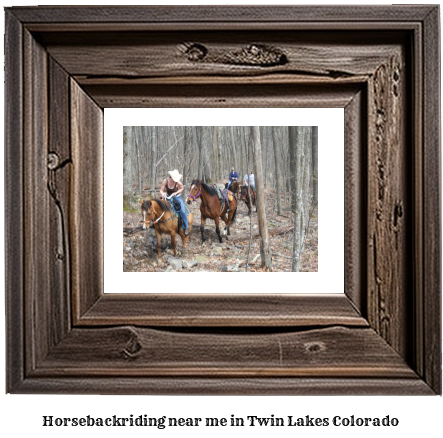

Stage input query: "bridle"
[
  {"left": 187, "top": 184, "right": 201, "bottom": 202},
  {"left": 142, "top": 204, "right": 171, "bottom": 225}
]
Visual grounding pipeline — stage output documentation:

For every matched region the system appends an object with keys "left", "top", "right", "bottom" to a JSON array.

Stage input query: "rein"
[
  {"left": 154, "top": 209, "right": 173, "bottom": 224},
  {"left": 154, "top": 210, "right": 166, "bottom": 223},
  {"left": 187, "top": 187, "right": 201, "bottom": 201},
  {"left": 145, "top": 205, "right": 173, "bottom": 226}
]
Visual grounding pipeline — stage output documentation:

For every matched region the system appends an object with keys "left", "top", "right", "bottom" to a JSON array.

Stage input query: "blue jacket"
[{"left": 229, "top": 171, "right": 238, "bottom": 181}]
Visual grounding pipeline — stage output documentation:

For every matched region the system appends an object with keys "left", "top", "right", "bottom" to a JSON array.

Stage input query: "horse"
[
  {"left": 187, "top": 180, "right": 237, "bottom": 244},
  {"left": 225, "top": 180, "right": 240, "bottom": 200},
  {"left": 140, "top": 199, "right": 193, "bottom": 261},
  {"left": 240, "top": 185, "right": 256, "bottom": 216}
]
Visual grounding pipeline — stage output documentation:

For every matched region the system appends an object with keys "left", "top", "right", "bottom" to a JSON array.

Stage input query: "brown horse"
[
  {"left": 240, "top": 185, "right": 256, "bottom": 216},
  {"left": 140, "top": 199, "right": 193, "bottom": 261},
  {"left": 187, "top": 180, "right": 237, "bottom": 244},
  {"left": 225, "top": 180, "right": 240, "bottom": 200}
]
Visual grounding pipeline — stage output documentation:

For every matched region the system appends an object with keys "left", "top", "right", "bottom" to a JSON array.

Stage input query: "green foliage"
[{"left": 123, "top": 194, "right": 139, "bottom": 213}]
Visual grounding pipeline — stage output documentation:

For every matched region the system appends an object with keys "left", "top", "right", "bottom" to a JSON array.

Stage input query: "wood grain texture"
[
  {"left": 79, "top": 294, "right": 366, "bottom": 327},
  {"left": 48, "top": 58, "right": 72, "bottom": 346},
  {"left": 12, "top": 375, "right": 434, "bottom": 396},
  {"left": 82, "top": 83, "right": 361, "bottom": 109},
  {"left": 367, "top": 50, "right": 410, "bottom": 360},
  {"left": 422, "top": 6, "right": 441, "bottom": 394},
  {"left": 41, "top": 32, "right": 400, "bottom": 79},
  {"left": 344, "top": 90, "right": 366, "bottom": 313},
  {"left": 23, "top": 29, "right": 50, "bottom": 373},
  {"left": 37, "top": 326, "right": 415, "bottom": 378},
  {"left": 4, "top": 10, "right": 24, "bottom": 393},
  {"left": 70, "top": 81, "right": 104, "bottom": 320},
  {"left": 8, "top": 5, "right": 436, "bottom": 24},
  {"left": 4, "top": 5, "right": 441, "bottom": 394}
]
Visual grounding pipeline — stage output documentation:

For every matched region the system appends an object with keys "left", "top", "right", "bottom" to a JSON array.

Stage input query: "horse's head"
[
  {"left": 140, "top": 200, "right": 154, "bottom": 229},
  {"left": 187, "top": 179, "right": 202, "bottom": 204},
  {"left": 240, "top": 185, "right": 247, "bottom": 200}
]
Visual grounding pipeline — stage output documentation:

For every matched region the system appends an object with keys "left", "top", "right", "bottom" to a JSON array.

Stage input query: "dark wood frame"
[{"left": 5, "top": 6, "right": 441, "bottom": 394}]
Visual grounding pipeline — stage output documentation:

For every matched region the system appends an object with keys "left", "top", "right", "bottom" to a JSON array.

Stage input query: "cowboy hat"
[{"left": 168, "top": 169, "right": 182, "bottom": 182}]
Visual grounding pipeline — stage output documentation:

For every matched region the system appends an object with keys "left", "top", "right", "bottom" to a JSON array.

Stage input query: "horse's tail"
[{"left": 231, "top": 204, "right": 237, "bottom": 223}]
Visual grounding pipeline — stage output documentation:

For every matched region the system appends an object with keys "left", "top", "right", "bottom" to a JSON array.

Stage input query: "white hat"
[{"left": 168, "top": 169, "right": 182, "bottom": 182}]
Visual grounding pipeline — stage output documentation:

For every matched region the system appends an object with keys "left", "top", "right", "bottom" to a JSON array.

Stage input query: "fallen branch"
[
  {"left": 229, "top": 224, "right": 294, "bottom": 242},
  {"left": 155, "top": 135, "right": 184, "bottom": 167},
  {"left": 123, "top": 225, "right": 146, "bottom": 235},
  {"left": 239, "top": 254, "right": 260, "bottom": 267}
]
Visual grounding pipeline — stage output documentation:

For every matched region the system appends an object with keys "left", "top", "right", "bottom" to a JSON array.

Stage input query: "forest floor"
[{"left": 123, "top": 188, "right": 318, "bottom": 273}]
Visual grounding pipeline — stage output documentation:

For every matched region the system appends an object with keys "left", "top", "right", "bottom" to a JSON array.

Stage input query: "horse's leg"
[
  {"left": 182, "top": 233, "right": 189, "bottom": 251},
  {"left": 155, "top": 228, "right": 162, "bottom": 261},
  {"left": 171, "top": 230, "right": 177, "bottom": 256},
  {"left": 182, "top": 214, "right": 192, "bottom": 251},
  {"left": 177, "top": 225, "right": 185, "bottom": 247},
  {"left": 224, "top": 212, "right": 231, "bottom": 237},
  {"left": 214, "top": 216, "right": 223, "bottom": 243},
  {"left": 176, "top": 227, "right": 187, "bottom": 257},
  {"left": 200, "top": 217, "right": 206, "bottom": 245},
  {"left": 142, "top": 210, "right": 147, "bottom": 230},
  {"left": 225, "top": 201, "right": 237, "bottom": 237},
  {"left": 219, "top": 210, "right": 228, "bottom": 237}
]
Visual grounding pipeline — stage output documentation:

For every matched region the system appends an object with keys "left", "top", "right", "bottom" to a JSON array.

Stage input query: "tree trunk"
[
  {"left": 134, "top": 130, "right": 142, "bottom": 197},
  {"left": 289, "top": 126, "right": 312, "bottom": 271},
  {"left": 151, "top": 126, "right": 157, "bottom": 197},
  {"left": 182, "top": 126, "right": 188, "bottom": 186},
  {"left": 123, "top": 126, "right": 133, "bottom": 209},
  {"left": 229, "top": 126, "right": 237, "bottom": 176},
  {"left": 312, "top": 126, "right": 318, "bottom": 205},
  {"left": 211, "top": 126, "right": 219, "bottom": 182},
  {"left": 196, "top": 126, "right": 204, "bottom": 181},
  {"left": 251, "top": 126, "right": 272, "bottom": 271},
  {"left": 272, "top": 127, "right": 282, "bottom": 215},
  {"left": 202, "top": 126, "right": 211, "bottom": 182}
]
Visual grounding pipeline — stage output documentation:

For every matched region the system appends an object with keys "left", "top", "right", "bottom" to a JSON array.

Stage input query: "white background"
[
  {"left": 106, "top": 108, "right": 344, "bottom": 293},
  {"left": 1, "top": 1, "right": 442, "bottom": 437}
]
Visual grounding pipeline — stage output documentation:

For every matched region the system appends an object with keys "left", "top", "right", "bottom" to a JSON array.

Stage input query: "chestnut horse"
[
  {"left": 187, "top": 180, "right": 237, "bottom": 244},
  {"left": 225, "top": 180, "right": 240, "bottom": 200},
  {"left": 240, "top": 185, "right": 256, "bottom": 216},
  {"left": 140, "top": 199, "right": 193, "bottom": 261}
]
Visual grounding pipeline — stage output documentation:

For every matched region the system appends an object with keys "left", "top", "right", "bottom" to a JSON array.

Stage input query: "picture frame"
[{"left": 5, "top": 5, "right": 440, "bottom": 394}]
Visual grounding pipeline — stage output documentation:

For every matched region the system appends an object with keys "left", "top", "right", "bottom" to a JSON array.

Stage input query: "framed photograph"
[
  {"left": 107, "top": 108, "right": 343, "bottom": 292},
  {"left": 5, "top": 5, "right": 440, "bottom": 394}
]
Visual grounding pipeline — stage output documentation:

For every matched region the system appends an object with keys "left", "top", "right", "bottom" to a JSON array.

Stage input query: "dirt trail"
[{"left": 123, "top": 189, "right": 318, "bottom": 272}]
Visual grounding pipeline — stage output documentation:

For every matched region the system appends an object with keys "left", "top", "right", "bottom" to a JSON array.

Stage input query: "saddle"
[
  {"left": 172, "top": 197, "right": 181, "bottom": 212},
  {"left": 224, "top": 189, "right": 234, "bottom": 203},
  {"left": 167, "top": 197, "right": 191, "bottom": 230},
  {"left": 213, "top": 185, "right": 233, "bottom": 213}
]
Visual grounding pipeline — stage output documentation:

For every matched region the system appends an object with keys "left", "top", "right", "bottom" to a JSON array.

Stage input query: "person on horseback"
[
  {"left": 159, "top": 169, "right": 189, "bottom": 236},
  {"left": 228, "top": 167, "right": 238, "bottom": 190},
  {"left": 244, "top": 170, "right": 255, "bottom": 191}
]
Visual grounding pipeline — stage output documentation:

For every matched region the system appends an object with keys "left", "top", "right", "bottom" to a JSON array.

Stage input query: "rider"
[
  {"left": 244, "top": 170, "right": 255, "bottom": 192},
  {"left": 228, "top": 167, "right": 238, "bottom": 190},
  {"left": 159, "top": 169, "right": 189, "bottom": 236}
]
